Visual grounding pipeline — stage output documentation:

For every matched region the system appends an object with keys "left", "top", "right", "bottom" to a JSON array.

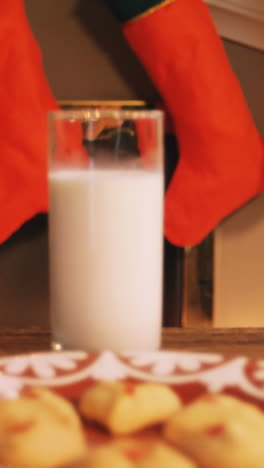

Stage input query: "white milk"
[{"left": 49, "top": 167, "right": 163, "bottom": 352}]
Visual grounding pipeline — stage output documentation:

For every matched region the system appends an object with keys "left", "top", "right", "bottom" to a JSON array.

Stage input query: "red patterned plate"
[{"left": 0, "top": 350, "right": 264, "bottom": 409}]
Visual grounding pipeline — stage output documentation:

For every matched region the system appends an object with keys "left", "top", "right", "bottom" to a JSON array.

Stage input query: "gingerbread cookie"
[
  {"left": 85, "top": 439, "right": 196, "bottom": 468},
  {"left": 163, "top": 394, "right": 264, "bottom": 468},
  {"left": 79, "top": 381, "right": 180, "bottom": 435},
  {"left": 0, "top": 387, "right": 87, "bottom": 468}
]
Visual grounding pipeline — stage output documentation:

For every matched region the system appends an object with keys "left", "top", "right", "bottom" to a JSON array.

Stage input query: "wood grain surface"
[{"left": 0, "top": 328, "right": 263, "bottom": 359}]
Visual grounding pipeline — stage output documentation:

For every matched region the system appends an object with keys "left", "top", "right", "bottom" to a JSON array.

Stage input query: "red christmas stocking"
[
  {"left": 104, "top": 0, "right": 264, "bottom": 246},
  {"left": 0, "top": 0, "right": 58, "bottom": 244}
]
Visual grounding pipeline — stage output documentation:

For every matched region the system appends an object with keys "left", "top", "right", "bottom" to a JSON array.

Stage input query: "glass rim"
[{"left": 48, "top": 108, "right": 164, "bottom": 122}]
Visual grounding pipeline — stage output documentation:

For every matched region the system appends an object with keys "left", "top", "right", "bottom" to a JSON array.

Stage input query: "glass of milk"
[{"left": 48, "top": 108, "right": 164, "bottom": 352}]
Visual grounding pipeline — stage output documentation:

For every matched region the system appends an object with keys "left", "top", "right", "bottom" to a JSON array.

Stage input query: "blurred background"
[{"left": 0, "top": 0, "right": 263, "bottom": 329}]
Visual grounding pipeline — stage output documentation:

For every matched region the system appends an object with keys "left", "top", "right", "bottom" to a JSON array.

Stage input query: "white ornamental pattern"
[
  {"left": 252, "top": 361, "right": 264, "bottom": 381},
  {"left": 1, "top": 351, "right": 87, "bottom": 378},
  {"left": 122, "top": 351, "right": 224, "bottom": 375},
  {"left": 0, "top": 351, "right": 264, "bottom": 400},
  {"left": 0, "top": 375, "right": 24, "bottom": 399}
]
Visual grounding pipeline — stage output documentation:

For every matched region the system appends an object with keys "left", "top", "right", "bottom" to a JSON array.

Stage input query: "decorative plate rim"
[{"left": 0, "top": 349, "right": 264, "bottom": 402}]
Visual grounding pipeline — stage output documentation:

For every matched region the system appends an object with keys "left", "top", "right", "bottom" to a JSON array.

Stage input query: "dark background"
[{"left": 0, "top": 0, "right": 263, "bottom": 328}]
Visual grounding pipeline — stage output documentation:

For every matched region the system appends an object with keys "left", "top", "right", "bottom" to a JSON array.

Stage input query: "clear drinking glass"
[{"left": 48, "top": 108, "right": 164, "bottom": 352}]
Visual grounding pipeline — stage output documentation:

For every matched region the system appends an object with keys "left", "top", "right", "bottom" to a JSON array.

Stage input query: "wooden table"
[{"left": 0, "top": 328, "right": 263, "bottom": 359}]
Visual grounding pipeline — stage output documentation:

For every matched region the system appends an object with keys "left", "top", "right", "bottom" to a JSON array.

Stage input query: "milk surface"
[{"left": 49, "top": 167, "right": 163, "bottom": 351}]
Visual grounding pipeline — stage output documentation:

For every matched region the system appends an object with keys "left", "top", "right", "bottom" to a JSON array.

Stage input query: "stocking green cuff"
[{"left": 104, "top": 0, "right": 164, "bottom": 23}]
